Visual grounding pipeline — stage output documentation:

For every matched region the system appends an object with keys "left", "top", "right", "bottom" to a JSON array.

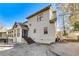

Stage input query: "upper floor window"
[
  {"left": 37, "top": 13, "right": 43, "bottom": 22},
  {"left": 44, "top": 27, "right": 48, "bottom": 34}
]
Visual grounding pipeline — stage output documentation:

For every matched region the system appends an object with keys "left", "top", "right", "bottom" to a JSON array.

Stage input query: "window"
[
  {"left": 34, "top": 29, "right": 36, "bottom": 33},
  {"left": 37, "top": 13, "right": 43, "bottom": 22},
  {"left": 44, "top": 27, "right": 48, "bottom": 34}
]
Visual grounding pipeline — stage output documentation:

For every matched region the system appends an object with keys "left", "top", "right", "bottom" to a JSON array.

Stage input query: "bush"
[{"left": 73, "top": 22, "right": 79, "bottom": 31}]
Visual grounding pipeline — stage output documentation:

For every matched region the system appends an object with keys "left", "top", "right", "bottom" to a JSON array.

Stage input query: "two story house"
[{"left": 25, "top": 5, "right": 56, "bottom": 44}]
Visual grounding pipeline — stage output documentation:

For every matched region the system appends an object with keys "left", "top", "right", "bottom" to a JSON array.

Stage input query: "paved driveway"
[{"left": 1, "top": 42, "right": 79, "bottom": 56}]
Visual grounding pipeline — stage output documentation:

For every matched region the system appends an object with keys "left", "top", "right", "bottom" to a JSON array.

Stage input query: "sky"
[{"left": 0, "top": 3, "right": 57, "bottom": 29}]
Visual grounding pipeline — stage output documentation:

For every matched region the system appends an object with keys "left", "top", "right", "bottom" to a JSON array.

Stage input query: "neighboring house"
[
  {"left": 0, "top": 27, "right": 8, "bottom": 43},
  {"left": 0, "top": 27, "right": 7, "bottom": 39},
  {"left": 25, "top": 5, "right": 56, "bottom": 44},
  {"left": 8, "top": 22, "right": 29, "bottom": 43}
]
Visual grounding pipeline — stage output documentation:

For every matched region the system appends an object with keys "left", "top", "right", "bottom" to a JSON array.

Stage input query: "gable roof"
[
  {"left": 23, "top": 21, "right": 28, "bottom": 24},
  {"left": 18, "top": 22, "right": 28, "bottom": 28},
  {"left": 26, "top": 4, "right": 52, "bottom": 19},
  {"left": 12, "top": 22, "right": 28, "bottom": 29}
]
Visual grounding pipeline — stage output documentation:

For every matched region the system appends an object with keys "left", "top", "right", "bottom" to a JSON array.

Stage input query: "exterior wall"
[
  {"left": 27, "top": 8, "right": 55, "bottom": 44},
  {"left": 13, "top": 28, "right": 17, "bottom": 43},
  {"left": 13, "top": 26, "right": 23, "bottom": 43},
  {"left": 16, "top": 28, "right": 22, "bottom": 43},
  {"left": 7, "top": 30, "right": 13, "bottom": 40}
]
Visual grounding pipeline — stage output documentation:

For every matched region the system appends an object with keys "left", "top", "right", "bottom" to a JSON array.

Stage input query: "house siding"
[{"left": 27, "top": 8, "right": 56, "bottom": 44}]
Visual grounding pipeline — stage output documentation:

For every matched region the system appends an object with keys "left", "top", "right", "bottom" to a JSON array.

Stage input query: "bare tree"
[
  {"left": 69, "top": 4, "right": 79, "bottom": 24},
  {"left": 68, "top": 4, "right": 79, "bottom": 31},
  {"left": 56, "top": 3, "right": 71, "bottom": 36},
  {"left": 56, "top": 3, "right": 79, "bottom": 33}
]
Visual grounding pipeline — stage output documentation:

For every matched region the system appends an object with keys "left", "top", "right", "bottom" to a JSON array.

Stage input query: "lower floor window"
[
  {"left": 44, "top": 27, "right": 48, "bottom": 34},
  {"left": 34, "top": 29, "right": 36, "bottom": 33}
]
